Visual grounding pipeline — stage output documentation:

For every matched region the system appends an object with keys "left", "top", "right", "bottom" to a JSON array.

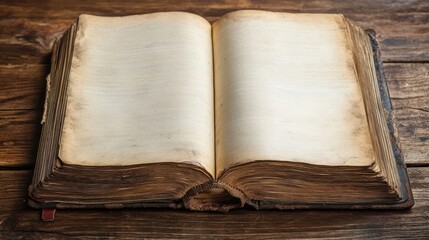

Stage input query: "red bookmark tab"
[{"left": 41, "top": 208, "right": 56, "bottom": 221}]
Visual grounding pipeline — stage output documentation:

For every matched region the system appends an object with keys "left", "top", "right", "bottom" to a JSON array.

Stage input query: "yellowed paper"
[
  {"left": 59, "top": 13, "right": 215, "bottom": 176},
  {"left": 213, "top": 11, "right": 375, "bottom": 175}
]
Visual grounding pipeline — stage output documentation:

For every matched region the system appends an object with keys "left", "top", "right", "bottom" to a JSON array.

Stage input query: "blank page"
[
  {"left": 59, "top": 13, "right": 215, "bottom": 176},
  {"left": 213, "top": 11, "right": 375, "bottom": 175}
]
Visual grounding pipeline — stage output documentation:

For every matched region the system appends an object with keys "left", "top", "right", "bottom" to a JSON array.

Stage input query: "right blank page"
[{"left": 213, "top": 10, "right": 375, "bottom": 176}]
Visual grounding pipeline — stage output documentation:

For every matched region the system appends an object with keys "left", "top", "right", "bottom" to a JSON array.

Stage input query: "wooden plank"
[
  {"left": 0, "top": 167, "right": 427, "bottom": 239},
  {"left": 0, "top": 170, "right": 31, "bottom": 219},
  {"left": 349, "top": 13, "right": 429, "bottom": 62},
  {"left": 0, "top": 1, "right": 426, "bottom": 238},
  {"left": 0, "top": 110, "right": 41, "bottom": 167},
  {"left": 0, "top": 13, "right": 428, "bottom": 64},
  {"left": 0, "top": 64, "right": 49, "bottom": 110},
  {"left": 2, "top": 0, "right": 429, "bottom": 19},
  {"left": 385, "top": 63, "right": 429, "bottom": 165},
  {"left": 0, "top": 19, "right": 70, "bottom": 65}
]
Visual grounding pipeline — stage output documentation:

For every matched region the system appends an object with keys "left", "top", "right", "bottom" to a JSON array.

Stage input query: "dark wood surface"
[{"left": 1, "top": 0, "right": 428, "bottom": 239}]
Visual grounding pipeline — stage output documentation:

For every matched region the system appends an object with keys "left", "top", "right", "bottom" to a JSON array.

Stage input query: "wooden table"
[{"left": 1, "top": 1, "right": 428, "bottom": 238}]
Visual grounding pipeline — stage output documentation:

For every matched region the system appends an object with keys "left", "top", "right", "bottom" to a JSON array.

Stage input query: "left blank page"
[{"left": 59, "top": 13, "right": 215, "bottom": 176}]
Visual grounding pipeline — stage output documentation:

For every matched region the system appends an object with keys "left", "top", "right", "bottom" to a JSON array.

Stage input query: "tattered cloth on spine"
[{"left": 41, "top": 74, "right": 51, "bottom": 124}]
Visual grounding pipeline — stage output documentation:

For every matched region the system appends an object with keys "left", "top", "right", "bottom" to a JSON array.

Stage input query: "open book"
[{"left": 29, "top": 10, "right": 413, "bottom": 213}]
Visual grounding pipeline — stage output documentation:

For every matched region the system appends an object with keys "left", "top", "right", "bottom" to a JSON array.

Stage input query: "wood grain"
[
  {"left": 0, "top": 64, "right": 48, "bottom": 110},
  {"left": 0, "top": 19, "right": 70, "bottom": 64},
  {"left": 0, "top": 168, "right": 427, "bottom": 239},
  {"left": 385, "top": 63, "right": 429, "bottom": 166},
  {"left": 0, "top": 110, "right": 41, "bottom": 166},
  {"left": 0, "top": 170, "right": 31, "bottom": 218},
  {"left": 2, "top": 0, "right": 429, "bottom": 19},
  {"left": 0, "top": 0, "right": 428, "bottom": 238},
  {"left": 349, "top": 13, "right": 429, "bottom": 62}
]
